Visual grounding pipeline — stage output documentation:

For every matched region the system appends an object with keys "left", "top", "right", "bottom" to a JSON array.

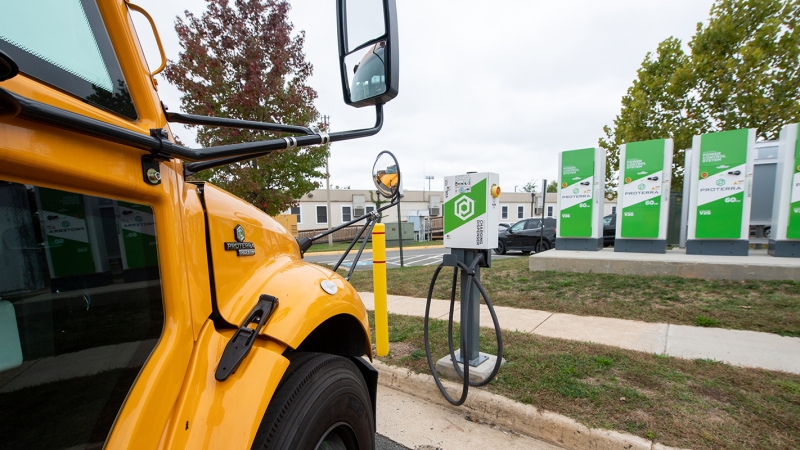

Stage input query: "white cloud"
[{"left": 132, "top": 0, "right": 714, "bottom": 193}]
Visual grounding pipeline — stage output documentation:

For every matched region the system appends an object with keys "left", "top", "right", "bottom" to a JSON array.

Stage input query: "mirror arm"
[
  {"left": 165, "top": 111, "right": 315, "bottom": 135},
  {"left": 328, "top": 103, "right": 384, "bottom": 143},
  {"left": 183, "top": 104, "right": 384, "bottom": 175},
  {"left": 0, "top": 88, "right": 384, "bottom": 174}
]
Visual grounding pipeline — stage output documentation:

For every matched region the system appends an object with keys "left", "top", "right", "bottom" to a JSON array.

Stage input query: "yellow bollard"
[{"left": 372, "top": 223, "right": 389, "bottom": 357}]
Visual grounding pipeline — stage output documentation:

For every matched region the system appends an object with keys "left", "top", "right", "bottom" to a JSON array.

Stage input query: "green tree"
[
  {"left": 690, "top": 0, "right": 800, "bottom": 140},
  {"left": 546, "top": 180, "right": 558, "bottom": 193},
  {"left": 164, "top": 0, "right": 326, "bottom": 215},
  {"left": 601, "top": 0, "right": 800, "bottom": 195},
  {"left": 521, "top": 180, "right": 538, "bottom": 193},
  {"left": 599, "top": 37, "right": 700, "bottom": 196}
]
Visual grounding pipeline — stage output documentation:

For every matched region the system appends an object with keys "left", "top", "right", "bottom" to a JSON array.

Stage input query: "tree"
[
  {"left": 599, "top": 37, "right": 700, "bottom": 196},
  {"left": 546, "top": 180, "right": 558, "bottom": 193},
  {"left": 521, "top": 180, "right": 538, "bottom": 193},
  {"left": 164, "top": 0, "right": 326, "bottom": 215},
  {"left": 690, "top": 0, "right": 800, "bottom": 140},
  {"left": 368, "top": 191, "right": 387, "bottom": 223},
  {"left": 601, "top": 0, "right": 800, "bottom": 195}
]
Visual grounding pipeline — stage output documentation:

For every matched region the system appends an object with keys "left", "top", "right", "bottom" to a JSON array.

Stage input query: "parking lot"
[{"left": 303, "top": 246, "right": 527, "bottom": 269}]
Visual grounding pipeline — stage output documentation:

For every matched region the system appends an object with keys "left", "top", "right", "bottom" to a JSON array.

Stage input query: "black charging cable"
[{"left": 423, "top": 252, "right": 503, "bottom": 406}]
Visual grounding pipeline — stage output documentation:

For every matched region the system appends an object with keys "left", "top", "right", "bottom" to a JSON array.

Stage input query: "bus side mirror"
[
  {"left": 336, "top": 0, "right": 399, "bottom": 108},
  {"left": 0, "top": 50, "right": 19, "bottom": 82}
]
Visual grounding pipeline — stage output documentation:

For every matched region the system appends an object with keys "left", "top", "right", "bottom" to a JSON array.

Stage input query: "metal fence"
[{"left": 298, "top": 217, "right": 444, "bottom": 243}]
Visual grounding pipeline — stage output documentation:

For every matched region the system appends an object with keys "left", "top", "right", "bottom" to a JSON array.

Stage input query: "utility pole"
[
  {"left": 324, "top": 115, "right": 332, "bottom": 247},
  {"left": 425, "top": 175, "right": 434, "bottom": 192},
  {"left": 539, "top": 178, "right": 547, "bottom": 252}
]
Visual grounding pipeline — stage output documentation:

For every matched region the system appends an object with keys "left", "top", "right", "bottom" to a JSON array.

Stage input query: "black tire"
[
  {"left": 495, "top": 240, "right": 506, "bottom": 255},
  {"left": 535, "top": 240, "right": 551, "bottom": 253},
  {"left": 252, "top": 352, "right": 374, "bottom": 450}
]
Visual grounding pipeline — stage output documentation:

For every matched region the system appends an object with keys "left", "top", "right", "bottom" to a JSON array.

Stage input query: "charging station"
[
  {"left": 556, "top": 147, "right": 605, "bottom": 250},
  {"left": 34, "top": 187, "right": 112, "bottom": 292},
  {"left": 615, "top": 139, "right": 673, "bottom": 253},
  {"left": 428, "top": 172, "right": 504, "bottom": 406},
  {"left": 117, "top": 201, "right": 159, "bottom": 282},
  {"left": 769, "top": 123, "right": 800, "bottom": 257},
  {"left": 687, "top": 128, "right": 755, "bottom": 256},
  {"left": 443, "top": 172, "right": 500, "bottom": 251}
]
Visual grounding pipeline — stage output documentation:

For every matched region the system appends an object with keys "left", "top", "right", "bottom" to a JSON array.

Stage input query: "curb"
[{"left": 373, "top": 360, "right": 687, "bottom": 450}]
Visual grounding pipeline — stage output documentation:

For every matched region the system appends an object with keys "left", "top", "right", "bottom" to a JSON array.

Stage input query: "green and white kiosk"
[
  {"left": 686, "top": 128, "right": 755, "bottom": 256},
  {"left": 35, "top": 187, "right": 113, "bottom": 291},
  {"left": 615, "top": 139, "right": 673, "bottom": 253},
  {"left": 769, "top": 123, "right": 800, "bottom": 257},
  {"left": 117, "top": 201, "right": 160, "bottom": 281},
  {"left": 556, "top": 147, "right": 605, "bottom": 250}
]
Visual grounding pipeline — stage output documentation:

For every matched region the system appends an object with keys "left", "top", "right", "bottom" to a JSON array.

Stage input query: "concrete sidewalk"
[{"left": 358, "top": 292, "right": 800, "bottom": 374}]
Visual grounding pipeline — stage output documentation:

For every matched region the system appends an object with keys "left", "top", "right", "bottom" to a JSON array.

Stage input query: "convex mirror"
[
  {"left": 337, "top": 0, "right": 399, "bottom": 107},
  {"left": 372, "top": 150, "right": 400, "bottom": 198}
]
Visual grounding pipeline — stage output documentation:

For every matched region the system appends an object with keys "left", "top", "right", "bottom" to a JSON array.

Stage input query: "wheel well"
[
  {"left": 289, "top": 314, "right": 377, "bottom": 427},
  {"left": 294, "top": 313, "right": 370, "bottom": 357}
]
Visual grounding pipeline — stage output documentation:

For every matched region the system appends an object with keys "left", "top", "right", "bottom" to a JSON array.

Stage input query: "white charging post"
[
  {"left": 615, "top": 139, "right": 673, "bottom": 253},
  {"left": 769, "top": 123, "right": 800, "bottom": 257},
  {"left": 686, "top": 128, "right": 755, "bottom": 256},
  {"left": 440, "top": 172, "right": 500, "bottom": 373},
  {"left": 556, "top": 147, "right": 605, "bottom": 251}
]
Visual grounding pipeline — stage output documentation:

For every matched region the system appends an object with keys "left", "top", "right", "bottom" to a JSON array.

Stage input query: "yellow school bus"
[{"left": 0, "top": 0, "right": 398, "bottom": 448}]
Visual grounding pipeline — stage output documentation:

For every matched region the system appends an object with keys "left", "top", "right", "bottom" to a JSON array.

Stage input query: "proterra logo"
[
  {"left": 716, "top": 178, "right": 726, "bottom": 186},
  {"left": 61, "top": 220, "right": 70, "bottom": 228},
  {"left": 454, "top": 196, "right": 475, "bottom": 220},
  {"left": 234, "top": 224, "right": 246, "bottom": 242},
  {"left": 572, "top": 188, "right": 579, "bottom": 194},
  {"left": 638, "top": 183, "right": 646, "bottom": 190}
]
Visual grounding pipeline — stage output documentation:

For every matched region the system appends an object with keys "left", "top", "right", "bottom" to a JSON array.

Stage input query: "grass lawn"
[
  {"left": 372, "top": 312, "right": 800, "bottom": 450},
  {"left": 345, "top": 257, "right": 800, "bottom": 336},
  {"left": 306, "top": 239, "right": 442, "bottom": 253}
]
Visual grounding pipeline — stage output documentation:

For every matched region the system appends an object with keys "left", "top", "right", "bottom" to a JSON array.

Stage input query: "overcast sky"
[{"left": 132, "top": 0, "right": 716, "bottom": 193}]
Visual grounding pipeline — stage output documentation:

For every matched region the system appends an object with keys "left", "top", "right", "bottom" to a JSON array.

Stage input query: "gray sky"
[{"left": 132, "top": 0, "right": 715, "bottom": 193}]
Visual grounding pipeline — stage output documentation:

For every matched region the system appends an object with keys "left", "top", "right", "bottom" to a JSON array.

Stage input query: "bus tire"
[{"left": 252, "top": 352, "right": 375, "bottom": 450}]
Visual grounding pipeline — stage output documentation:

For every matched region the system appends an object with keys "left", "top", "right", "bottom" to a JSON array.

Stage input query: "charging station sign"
[
  {"left": 37, "top": 188, "right": 96, "bottom": 277},
  {"left": 694, "top": 129, "right": 751, "bottom": 239},
  {"left": 118, "top": 201, "right": 158, "bottom": 269},
  {"left": 620, "top": 139, "right": 669, "bottom": 238},
  {"left": 788, "top": 125, "right": 800, "bottom": 239},
  {"left": 559, "top": 148, "right": 595, "bottom": 237},
  {"left": 443, "top": 172, "right": 499, "bottom": 250}
]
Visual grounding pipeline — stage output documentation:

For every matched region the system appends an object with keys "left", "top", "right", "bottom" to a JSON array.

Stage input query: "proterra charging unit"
[
  {"left": 425, "top": 172, "right": 504, "bottom": 406},
  {"left": 615, "top": 139, "right": 673, "bottom": 253},
  {"left": 556, "top": 147, "right": 605, "bottom": 250},
  {"left": 687, "top": 128, "right": 755, "bottom": 256},
  {"left": 769, "top": 123, "right": 800, "bottom": 257}
]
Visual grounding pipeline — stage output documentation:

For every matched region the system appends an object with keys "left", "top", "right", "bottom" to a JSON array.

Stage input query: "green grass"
[
  {"left": 371, "top": 312, "right": 800, "bottom": 450},
  {"left": 306, "top": 239, "right": 442, "bottom": 253},
  {"left": 344, "top": 257, "right": 800, "bottom": 336}
]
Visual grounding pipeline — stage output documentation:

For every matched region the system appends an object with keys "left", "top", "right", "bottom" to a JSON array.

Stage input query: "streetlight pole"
[
  {"left": 324, "top": 115, "right": 332, "bottom": 247},
  {"left": 424, "top": 175, "right": 434, "bottom": 204},
  {"left": 539, "top": 178, "right": 547, "bottom": 252}
]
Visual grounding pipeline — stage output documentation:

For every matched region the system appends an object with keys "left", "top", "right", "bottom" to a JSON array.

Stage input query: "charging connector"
[{"left": 423, "top": 252, "right": 503, "bottom": 406}]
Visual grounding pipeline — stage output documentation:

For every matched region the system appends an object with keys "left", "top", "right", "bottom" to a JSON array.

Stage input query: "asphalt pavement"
[
  {"left": 303, "top": 246, "right": 525, "bottom": 270},
  {"left": 376, "top": 434, "right": 408, "bottom": 450}
]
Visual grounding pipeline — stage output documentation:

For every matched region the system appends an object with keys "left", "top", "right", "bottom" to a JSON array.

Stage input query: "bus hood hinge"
[{"left": 214, "top": 294, "right": 279, "bottom": 381}]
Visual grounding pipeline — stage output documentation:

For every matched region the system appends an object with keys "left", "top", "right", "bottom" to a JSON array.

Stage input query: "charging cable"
[{"left": 423, "top": 252, "right": 503, "bottom": 406}]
